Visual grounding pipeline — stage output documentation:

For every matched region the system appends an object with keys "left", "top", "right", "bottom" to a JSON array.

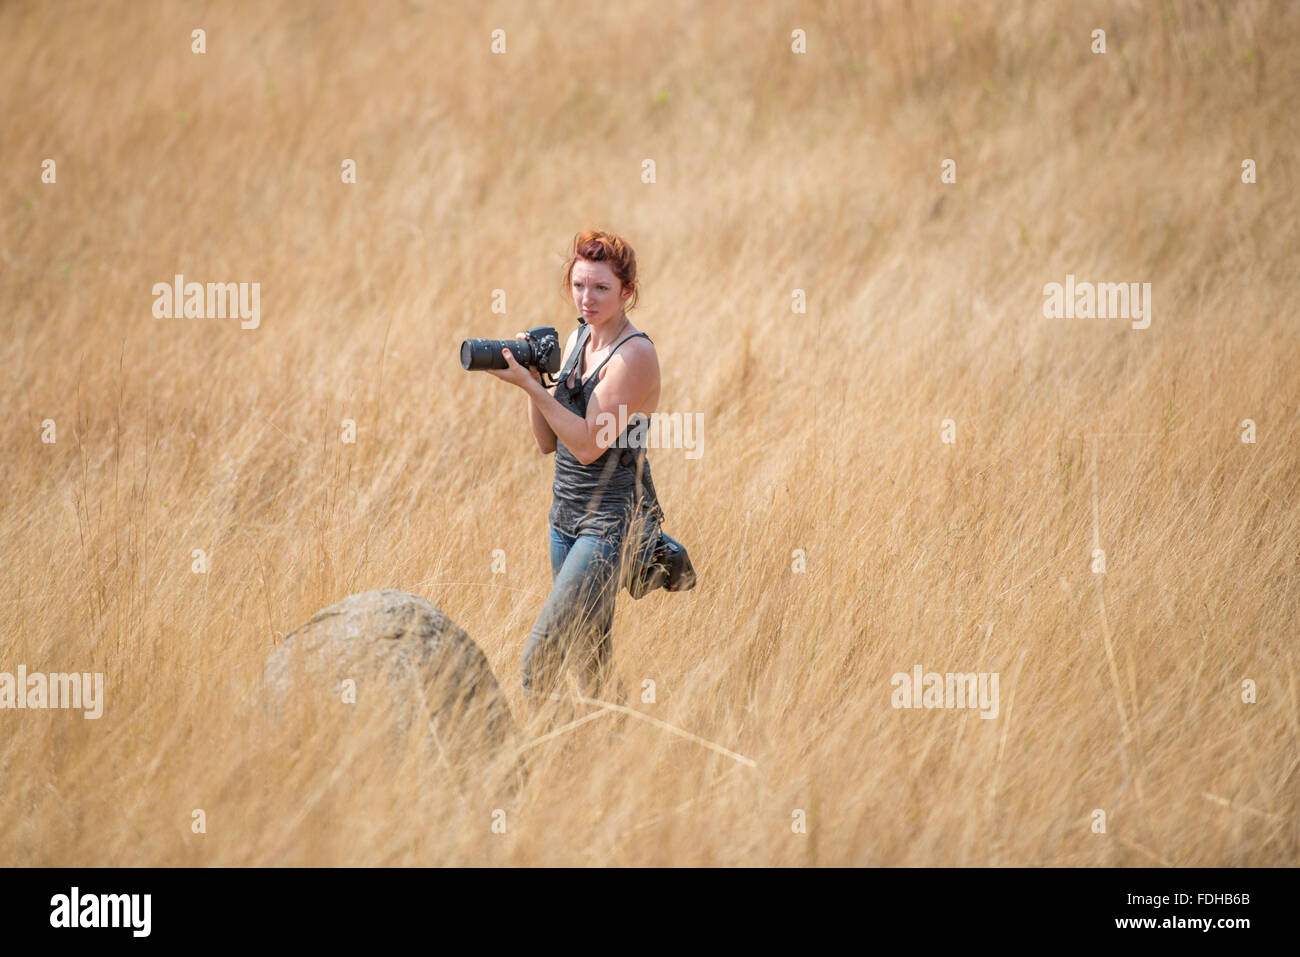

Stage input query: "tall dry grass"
[{"left": 1, "top": 0, "right": 1297, "bottom": 865}]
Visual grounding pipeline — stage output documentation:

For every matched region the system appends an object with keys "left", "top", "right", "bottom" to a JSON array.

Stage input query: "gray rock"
[{"left": 262, "top": 590, "right": 517, "bottom": 763}]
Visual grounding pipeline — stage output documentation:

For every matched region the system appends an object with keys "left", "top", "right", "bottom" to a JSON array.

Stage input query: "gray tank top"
[{"left": 549, "top": 322, "right": 665, "bottom": 539}]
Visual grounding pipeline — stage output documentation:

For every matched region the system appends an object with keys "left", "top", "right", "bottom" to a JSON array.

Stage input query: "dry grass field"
[{"left": 2, "top": 0, "right": 1297, "bottom": 866}]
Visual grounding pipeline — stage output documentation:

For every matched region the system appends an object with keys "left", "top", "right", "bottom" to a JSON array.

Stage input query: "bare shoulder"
[
  {"left": 596, "top": 335, "right": 659, "bottom": 416},
  {"left": 609, "top": 331, "right": 659, "bottom": 377},
  {"left": 622, "top": 330, "right": 659, "bottom": 362}
]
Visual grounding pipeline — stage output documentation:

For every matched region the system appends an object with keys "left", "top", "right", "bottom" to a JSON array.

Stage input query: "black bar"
[{"left": 0, "top": 867, "right": 1281, "bottom": 944}]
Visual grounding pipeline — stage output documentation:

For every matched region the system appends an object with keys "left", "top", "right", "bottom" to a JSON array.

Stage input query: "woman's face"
[{"left": 571, "top": 259, "right": 631, "bottom": 324}]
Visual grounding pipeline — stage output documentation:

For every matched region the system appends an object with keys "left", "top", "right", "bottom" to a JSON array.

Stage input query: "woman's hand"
[{"left": 486, "top": 332, "right": 543, "bottom": 389}]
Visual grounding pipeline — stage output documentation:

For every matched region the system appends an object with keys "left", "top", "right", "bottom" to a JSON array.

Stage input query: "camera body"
[{"left": 460, "top": 326, "right": 562, "bottom": 380}]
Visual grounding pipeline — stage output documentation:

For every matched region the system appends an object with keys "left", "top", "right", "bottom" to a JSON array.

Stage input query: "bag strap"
[{"left": 621, "top": 417, "right": 664, "bottom": 529}]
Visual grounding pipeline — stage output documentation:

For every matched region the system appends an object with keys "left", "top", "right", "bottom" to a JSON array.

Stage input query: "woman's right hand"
[{"left": 514, "top": 332, "right": 543, "bottom": 383}]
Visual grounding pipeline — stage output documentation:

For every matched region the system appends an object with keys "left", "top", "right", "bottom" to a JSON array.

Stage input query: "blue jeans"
[{"left": 520, "top": 521, "right": 654, "bottom": 702}]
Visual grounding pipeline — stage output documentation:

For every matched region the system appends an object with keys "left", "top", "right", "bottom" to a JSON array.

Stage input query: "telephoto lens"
[
  {"left": 460, "top": 337, "right": 518, "bottom": 371},
  {"left": 459, "top": 327, "right": 561, "bottom": 374}
]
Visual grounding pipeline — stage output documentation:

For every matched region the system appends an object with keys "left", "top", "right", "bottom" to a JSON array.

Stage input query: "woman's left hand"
[{"left": 486, "top": 337, "right": 542, "bottom": 389}]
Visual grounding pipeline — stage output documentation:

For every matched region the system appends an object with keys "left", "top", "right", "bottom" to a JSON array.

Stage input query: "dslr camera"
[{"left": 460, "top": 326, "right": 563, "bottom": 386}]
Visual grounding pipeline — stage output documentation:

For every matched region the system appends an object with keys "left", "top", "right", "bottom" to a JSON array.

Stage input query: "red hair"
[{"left": 561, "top": 230, "right": 640, "bottom": 311}]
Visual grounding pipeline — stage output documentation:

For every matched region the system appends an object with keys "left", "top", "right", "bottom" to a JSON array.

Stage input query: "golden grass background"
[{"left": 2, "top": 0, "right": 1297, "bottom": 865}]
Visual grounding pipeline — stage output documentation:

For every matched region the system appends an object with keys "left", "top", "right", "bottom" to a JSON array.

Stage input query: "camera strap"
[{"left": 555, "top": 320, "right": 591, "bottom": 391}]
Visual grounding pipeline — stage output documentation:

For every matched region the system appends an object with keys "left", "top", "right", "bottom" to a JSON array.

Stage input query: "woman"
[{"left": 487, "top": 230, "right": 665, "bottom": 706}]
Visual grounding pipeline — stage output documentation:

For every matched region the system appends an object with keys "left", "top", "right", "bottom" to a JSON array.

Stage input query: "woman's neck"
[{"left": 588, "top": 313, "right": 630, "bottom": 350}]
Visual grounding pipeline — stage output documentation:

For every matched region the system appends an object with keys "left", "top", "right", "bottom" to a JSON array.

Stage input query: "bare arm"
[
  {"left": 520, "top": 337, "right": 659, "bottom": 466},
  {"left": 528, "top": 391, "right": 557, "bottom": 454},
  {"left": 522, "top": 329, "right": 576, "bottom": 455}
]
